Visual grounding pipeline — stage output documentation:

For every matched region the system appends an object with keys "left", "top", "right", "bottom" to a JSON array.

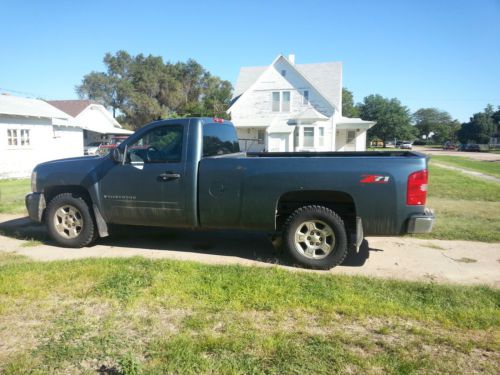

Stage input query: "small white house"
[
  {"left": 47, "top": 100, "right": 132, "bottom": 146},
  {"left": 229, "top": 54, "right": 375, "bottom": 152},
  {"left": 0, "top": 94, "right": 85, "bottom": 178}
]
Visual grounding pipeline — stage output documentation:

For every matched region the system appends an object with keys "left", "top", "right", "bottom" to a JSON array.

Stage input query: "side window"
[
  {"left": 127, "top": 125, "right": 183, "bottom": 163},
  {"left": 203, "top": 124, "right": 240, "bottom": 157}
]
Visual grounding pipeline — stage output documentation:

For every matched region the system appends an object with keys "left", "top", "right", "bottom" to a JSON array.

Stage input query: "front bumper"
[
  {"left": 25, "top": 192, "right": 46, "bottom": 222},
  {"left": 407, "top": 209, "right": 435, "bottom": 234}
]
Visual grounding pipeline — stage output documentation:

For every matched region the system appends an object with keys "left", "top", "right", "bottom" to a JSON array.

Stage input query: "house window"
[
  {"left": 7, "top": 129, "right": 30, "bottom": 147},
  {"left": 347, "top": 130, "right": 356, "bottom": 144},
  {"left": 281, "top": 69, "right": 286, "bottom": 77},
  {"left": 271, "top": 91, "right": 291, "bottom": 112},
  {"left": 282, "top": 91, "right": 290, "bottom": 112},
  {"left": 319, "top": 127, "right": 325, "bottom": 147},
  {"left": 303, "top": 90, "right": 309, "bottom": 105},
  {"left": 272, "top": 92, "right": 280, "bottom": 112},
  {"left": 303, "top": 127, "right": 314, "bottom": 147},
  {"left": 20, "top": 129, "right": 30, "bottom": 146},
  {"left": 257, "top": 129, "right": 265, "bottom": 144},
  {"left": 7, "top": 129, "right": 18, "bottom": 146}
]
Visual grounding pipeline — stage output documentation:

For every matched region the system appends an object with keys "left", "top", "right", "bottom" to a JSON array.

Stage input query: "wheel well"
[
  {"left": 44, "top": 186, "right": 93, "bottom": 209},
  {"left": 276, "top": 190, "right": 356, "bottom": 232}
]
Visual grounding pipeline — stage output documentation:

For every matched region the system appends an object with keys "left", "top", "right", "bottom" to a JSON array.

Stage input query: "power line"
[{"left": 0, "top": 87, "right": 50, "bottom": 99}]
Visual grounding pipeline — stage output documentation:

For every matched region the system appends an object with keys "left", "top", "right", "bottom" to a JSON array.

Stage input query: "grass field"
[
  {"left": 421, "top": 164, "right": 500, "bottom": 242},
  {"left": 0, "top": 253, "right": 498, "bottom": 374},
  {"left": 0, "top": 179, "right": 29, "bottom": 214},
  {"left": 430, "top": 155, "right": 500, "bottom": 178}
]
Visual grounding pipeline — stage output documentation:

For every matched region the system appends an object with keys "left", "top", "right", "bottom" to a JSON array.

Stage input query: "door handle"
[{"left": 158, "top": 172, "right": 181, "bottom": 181}]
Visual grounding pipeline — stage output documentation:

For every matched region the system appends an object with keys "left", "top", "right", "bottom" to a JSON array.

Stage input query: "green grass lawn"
[
  {"left": 419, "top": 165, "right": 500, "bottom": 242},
  {"left": 430, "top": 155, "right": 500, "bottom": 178},
  {"left": 0, "top": 253, "right": 498, "bottom": 374},
  {"left": 0, "top": 179, "right": 29, "bottom": 214}
]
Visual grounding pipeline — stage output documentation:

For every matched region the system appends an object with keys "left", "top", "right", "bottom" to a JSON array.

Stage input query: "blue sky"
[{"left": 1, "top": 0, "right": 499, "bottom": 122}]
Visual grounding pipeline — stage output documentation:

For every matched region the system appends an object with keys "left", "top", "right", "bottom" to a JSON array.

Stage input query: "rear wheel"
[
  {"left": 283, "top": 205, "right": 348, "bottom": 269},
  {"left": 46, "top": 193, "right": 97, "bottom": 248}
]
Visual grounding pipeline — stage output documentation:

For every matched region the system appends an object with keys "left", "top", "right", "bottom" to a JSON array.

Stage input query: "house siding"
[{"left": 0, "top": 116, "right": 83, "bottom": 178}]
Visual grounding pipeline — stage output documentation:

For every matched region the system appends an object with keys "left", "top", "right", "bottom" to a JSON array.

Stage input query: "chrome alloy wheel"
[
  {"left": 294, "top": 220, "right": 335, "bottom": 260},
  {"left": 53, "top": 205, "right": 84, "bottom": 239}
]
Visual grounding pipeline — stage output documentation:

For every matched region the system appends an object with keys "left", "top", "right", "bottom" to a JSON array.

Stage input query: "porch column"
[{"left": 330, "top": 117, "right": 336, "bottom": 151}]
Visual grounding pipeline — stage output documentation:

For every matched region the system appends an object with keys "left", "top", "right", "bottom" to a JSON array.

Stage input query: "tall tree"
[
  {"left": 458, "top": 105, "right": 497, "bottom": 144},
  {"left": 342, "top": 88, "right": 359, "bottom": 118},
  {"left": 412, "top": 108, "right": 460, "bottom": 143},
  {"left": 76, "top": 50, "right": 233, "bottom": 129},
  {"left": 357, "top": 94, "right": 415, "bottom": 147}
]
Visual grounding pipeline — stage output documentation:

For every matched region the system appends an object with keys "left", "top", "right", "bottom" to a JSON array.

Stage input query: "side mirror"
[{"left": 112, "top": 148, "right": 124, "bottom": 164}]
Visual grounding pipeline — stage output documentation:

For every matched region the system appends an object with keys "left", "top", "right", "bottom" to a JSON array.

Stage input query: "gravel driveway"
[{"left": 1, "top": 214, "right": 499, "bottom": 288}]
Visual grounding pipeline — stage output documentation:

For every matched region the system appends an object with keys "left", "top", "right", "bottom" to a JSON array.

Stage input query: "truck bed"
[{"left": 247, "top": 151, "right": 425, "bottom": 158}]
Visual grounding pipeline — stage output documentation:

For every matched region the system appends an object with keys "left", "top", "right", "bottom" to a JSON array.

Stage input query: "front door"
[
  {"left": 100, "top": 124, "right": 186, "bottom": 227},
  {"left": 268, "top": 133, "right": 289, "bottom": 152}
]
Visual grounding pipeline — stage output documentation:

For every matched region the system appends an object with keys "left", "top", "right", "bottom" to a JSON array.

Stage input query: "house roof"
[
  {"left": 336, "top": 116, "right": 376, "bottom": 130},
  {"left": 292, "top": 108, "right": 329, "bottom": 122},
  {"left": 47, "top": 100, "right": 99, "bottom": 117},
  {"left": 0, "top": 94, "right": 72, "bottom": 121},
  {"left": 233, "top": 56, "right": 342, "bottom": 110}
]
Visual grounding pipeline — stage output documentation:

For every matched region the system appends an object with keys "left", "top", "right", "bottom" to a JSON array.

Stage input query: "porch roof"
[
  {"left": 291, "top": 107, "right": 329, "bottom": 122},
  {"left": 336, "top": 116, "right": 376, "bottom": 130}
]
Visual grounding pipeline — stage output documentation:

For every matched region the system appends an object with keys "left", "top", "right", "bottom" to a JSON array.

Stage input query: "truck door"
[{"left": 100, "top": 124, "right": 187, "bottom": 227}]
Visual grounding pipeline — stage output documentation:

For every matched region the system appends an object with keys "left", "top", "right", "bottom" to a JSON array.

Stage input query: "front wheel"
[
  {"left": 46, "top": 193, "right": 97, "bottom": 248},
  {"left": 283, "top": 205, "right": 348, "bottom": 269}
]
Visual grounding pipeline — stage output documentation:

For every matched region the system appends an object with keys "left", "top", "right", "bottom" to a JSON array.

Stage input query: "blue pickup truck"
[{"left": 26, "top": 117, "right": 434, "bottom": 269}]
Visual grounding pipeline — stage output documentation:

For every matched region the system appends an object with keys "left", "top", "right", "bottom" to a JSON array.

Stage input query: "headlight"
[{"left": 31, "top": 170, "right": 37, "bottom": 192}]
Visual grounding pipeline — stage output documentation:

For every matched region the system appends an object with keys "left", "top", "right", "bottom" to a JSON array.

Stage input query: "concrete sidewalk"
[{"left": 1, "top": 214, "right": 499, "bottom": 288}]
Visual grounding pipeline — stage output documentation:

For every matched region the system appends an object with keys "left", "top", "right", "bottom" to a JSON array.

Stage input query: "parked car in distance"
[
  {"left": 97, "top": 136, "right": 129, "bottom": 156},
  {"left": 443, "top": 141, "right": 457, "bottom": 150},
  {"left": 460, "top": 144, "right": 481, "bottom": 152},
  {"left": 399, "top": 141, "right": 412, "bottom": 150},
  {"left": 84, "top": 141, "right": 107, "bottom": 156}
]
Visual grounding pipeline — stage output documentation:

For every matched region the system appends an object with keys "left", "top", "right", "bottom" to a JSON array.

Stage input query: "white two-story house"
[{"left": 228, "top": 54, "right": 375, "bottom": 152}]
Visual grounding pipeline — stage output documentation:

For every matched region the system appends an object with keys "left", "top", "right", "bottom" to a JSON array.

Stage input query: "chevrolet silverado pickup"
[{"left": 26, "top": 117, "right": 434, "bottom": 269}]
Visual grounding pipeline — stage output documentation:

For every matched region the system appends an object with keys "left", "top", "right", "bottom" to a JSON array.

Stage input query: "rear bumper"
[
  {"left": 25, "top": 192, "right": 46, "bottom": 222},
  {"left": 406, "top": 209, "right": 435, "bottom": 234}
]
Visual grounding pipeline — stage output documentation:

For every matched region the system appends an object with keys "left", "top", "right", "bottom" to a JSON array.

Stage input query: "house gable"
[
  {"left": 229, "top": 55, "right": 337, "bottom": 125},
  {"left": 230, "top": 55, "right": 341, "bottom": 113}
]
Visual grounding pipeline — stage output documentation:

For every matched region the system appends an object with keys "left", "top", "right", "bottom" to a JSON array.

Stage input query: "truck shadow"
[{"left": 0, "top": 216, "right": 376, "bottom": 268}]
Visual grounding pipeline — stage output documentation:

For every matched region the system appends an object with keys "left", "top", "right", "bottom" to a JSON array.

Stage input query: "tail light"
[{"left": 407, "top": 169, "right": 428, "bottom": 205}]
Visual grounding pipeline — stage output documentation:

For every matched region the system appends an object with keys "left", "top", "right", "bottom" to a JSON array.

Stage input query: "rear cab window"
[{"left": 202, "top": 122, "right": 240, "bottom": 157}]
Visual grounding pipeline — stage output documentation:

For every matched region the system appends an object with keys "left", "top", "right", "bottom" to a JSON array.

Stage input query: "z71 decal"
[{"left": 360, "top": 175, "right": 390, "bottom": 184}]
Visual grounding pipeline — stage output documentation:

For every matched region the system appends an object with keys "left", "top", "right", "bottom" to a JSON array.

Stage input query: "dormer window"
[
  {"left": 303, "top": 90, "right": 309, "bottom": 105},
  {"left": 281, "top": 69, "right": 286, "bottom": 77}
]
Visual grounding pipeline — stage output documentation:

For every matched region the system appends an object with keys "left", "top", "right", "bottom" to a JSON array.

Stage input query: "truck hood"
[
  {"left": 38, "top": 155, "right": 102, "bottom": 167},
  {"left": 34, "top": 155, "right": 113, "bottom": 193}
]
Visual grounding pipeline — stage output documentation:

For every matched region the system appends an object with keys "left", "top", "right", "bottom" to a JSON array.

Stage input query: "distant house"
[
  {"left": 228, "top": 54, "right": 375, "bottom": 152},
  {"left": 0, "top": 94, "right": 83, "bottom": 178},
  {"left": 47, "top": 100, "right": 132, "bottom": 146}
]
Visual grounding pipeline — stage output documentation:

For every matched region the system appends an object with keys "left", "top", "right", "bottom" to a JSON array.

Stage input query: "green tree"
[
  {"left": 76, "top": 50, "right": 233, "bottom": 129},
  {"left": 358, "top": 94, "right": 415, "bottom": 147},
  {"left": 412, "top": 108, "right": 460, "bottom": 144},
  {"left": 458, "top": 105, "right": 497, "bottom": 144},
  {"left": 342, "top": 88, "right": 359, "bottom": 118}
]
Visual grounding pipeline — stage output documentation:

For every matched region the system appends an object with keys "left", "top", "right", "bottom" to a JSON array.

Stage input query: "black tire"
[
  {"left": 46, "top": 193, "right": 97, "bottom": 248},
  {"left": 282, "top": 205, "right": 348, "bottom": 269}
]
